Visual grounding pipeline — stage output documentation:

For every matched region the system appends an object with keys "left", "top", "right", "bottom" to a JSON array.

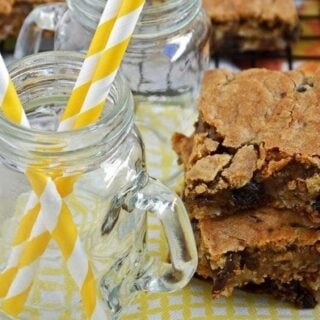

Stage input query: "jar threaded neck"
[
  {"left": 67, "top": 0, "right": 201, "bottom": 34},
  {"left": 2, "top": 52, "right": 134, "bottom": 171}
]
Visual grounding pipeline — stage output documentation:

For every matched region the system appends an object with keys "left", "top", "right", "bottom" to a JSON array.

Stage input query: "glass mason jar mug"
[
  {"left": 14, "top": 0, "right": 211, "bottom": 184},
  {"left": 0, "top": 52, "right": 197, "bottom": 320},
  {"left": 15, "top": 0, "right": 210, "bottom": 104}
]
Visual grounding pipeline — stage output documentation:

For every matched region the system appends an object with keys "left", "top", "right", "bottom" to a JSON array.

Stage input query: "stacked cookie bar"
[
  {"left": 202, "top": 0, "right": 300, "bottom": 51},
  {"left": 0, "top": 0, "right": 61, "bottom": 41},
  {"left": 173, "top": 69, "right": 320, "bottom": 308}
]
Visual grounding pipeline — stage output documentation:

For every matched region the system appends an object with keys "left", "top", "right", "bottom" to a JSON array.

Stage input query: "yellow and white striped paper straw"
[
  {"left": 0, "top": 175, "right": 106, "bottom": 319},
  {"left": 71, "top": 0, "right": 145, "bottom": 129},
  {"left": 0, "top": 54, "right": 29, "bottom": 128},
  {"left": 59, "top": 0, "right": 124, "bottom": 131},
  {"left": 0, "top": 53, "right": 41, "bottom": 299},
  {"left": 2, "top": 171, "right": 106, "bottom": 319},
  {"left": 0, "top": 54, "right": 49, "bottom": 308},
  {"left": 0, "top": 191, "right": 49, "bottom": 299},
  {"left": 0, "top": 55, "right": 107, "bottom": 318}
]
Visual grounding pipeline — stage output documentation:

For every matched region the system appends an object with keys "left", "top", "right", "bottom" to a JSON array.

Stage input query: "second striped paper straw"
[
  {"left": 0, "top": 53, "right": 39, "bottom": 299},
  {"left": 0, "top": 54, "right": 29, "bottom": 128},
  {"left": 59, "top": 0, "right": 124, "bottom": 131},
  {"left": 72, "top": 0, "right": 145, "bottom": 129}
]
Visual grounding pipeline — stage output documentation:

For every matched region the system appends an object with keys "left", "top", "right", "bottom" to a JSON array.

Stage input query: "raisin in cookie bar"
[
  {"left": 173, "top": 69, "right": 320, "bottom": 221},
  {"left": 202, "top": 0, "right": 299, "bottom": 52},
  {"left": 195, "top": 207, "right": 320, "bottom": 308}
]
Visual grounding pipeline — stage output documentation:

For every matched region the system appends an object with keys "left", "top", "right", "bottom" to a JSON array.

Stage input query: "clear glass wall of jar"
[
  {"left": 122, "top": 0, "right": 211, "bottom": 186},
  {"left": 14, "top": 0, "right": 211, "bottom": 185},
  {"left": 0, "top": 52, "right": 197, "bottom": 320}
]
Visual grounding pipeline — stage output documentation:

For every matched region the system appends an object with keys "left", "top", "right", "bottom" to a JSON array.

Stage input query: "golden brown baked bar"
[
  {"left": 173, "top": 68, "right": 320, "bottom": 308},
  {"left": 195, "top": 207, "right": 320, "bottom": 308},
  {"left": 0, "top": 0, "right": 15, "bottom": 15},
  {"left": 0, "top": 2, "right": 31, "bottom": 41},
  {"left": 173, "top": 69, "right": 320, "bottom": 222},
  {"left": 0, "top": 0, "right": 62, "bottom": 41},
  {"left": 202, "top": 0, "right": 300, "bottom": 52}
]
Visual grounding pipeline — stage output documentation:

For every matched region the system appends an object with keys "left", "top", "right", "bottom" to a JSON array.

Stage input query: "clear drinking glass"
[
  {"left": 0, "top": 52, "right": 197, "bottom": 320},
  {"left": 14, "top": 0, "right": 211, "bottom": 185}
]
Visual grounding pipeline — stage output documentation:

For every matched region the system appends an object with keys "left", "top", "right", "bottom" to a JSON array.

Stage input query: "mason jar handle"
[
  {"left": 14, "top": 3, "right": 67, "bottom": 59},
  {"left": 134, "top": 177, "right": 198, "bottom": 292}
]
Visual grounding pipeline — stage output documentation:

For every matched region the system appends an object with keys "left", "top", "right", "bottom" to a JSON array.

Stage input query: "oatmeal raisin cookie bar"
[
  {"left": 202, "top": 0, "right": 299, "bottom": 52},
  {"left": 174, "top": 69, "right": 320, "bottom": 221},
  {"left": 195, "top": 208, "right": 320, "bottom": 308}
]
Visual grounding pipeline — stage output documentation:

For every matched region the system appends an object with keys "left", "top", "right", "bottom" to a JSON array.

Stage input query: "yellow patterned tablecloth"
[{"left": 121, "top": 103, "right": 320, "bottom": 320}]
